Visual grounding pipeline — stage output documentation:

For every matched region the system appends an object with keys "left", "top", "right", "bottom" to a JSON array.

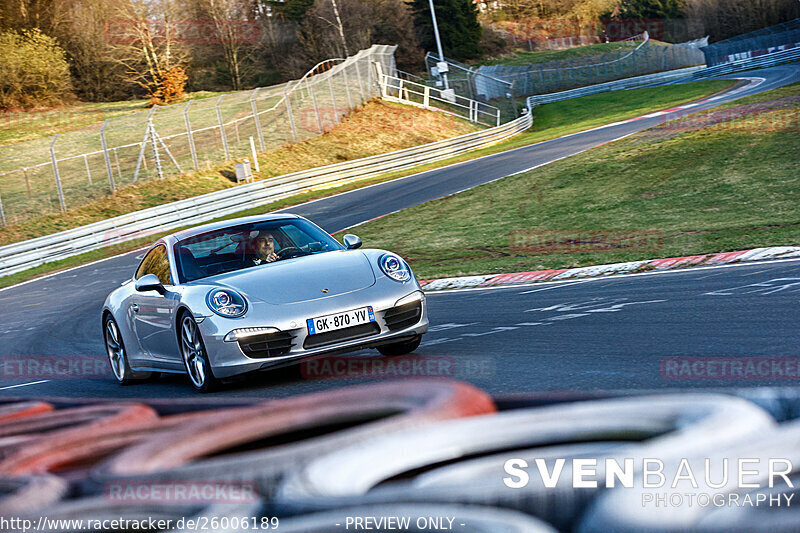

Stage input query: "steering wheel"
[{"left": 277, "top": 246, "right": 302, "bottom": 258}]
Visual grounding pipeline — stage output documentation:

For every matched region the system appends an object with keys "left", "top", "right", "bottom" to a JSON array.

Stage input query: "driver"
[{"left": 248, "top": 232, "right": 279, "bottom": 265}]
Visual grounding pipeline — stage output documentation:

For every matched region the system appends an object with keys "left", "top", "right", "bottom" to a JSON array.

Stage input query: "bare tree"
[
  {"left": 191, "top": 0, "right": 256, "bottom": 91},
  {"left": 108, "top": 0, "right": 189, "bottom": 98}
]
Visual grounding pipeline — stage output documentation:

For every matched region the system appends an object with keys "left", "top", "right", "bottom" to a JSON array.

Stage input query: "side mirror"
[
  {"left": 135, "top": 273, "right": 166, "bottom": 295},
  {"left": 343, "top": 234, "right": 362, "bottom": 250}
]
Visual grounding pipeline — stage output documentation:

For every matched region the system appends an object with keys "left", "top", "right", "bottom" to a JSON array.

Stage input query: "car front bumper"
[{"left": 197, "top": 288, "right": 429, "bottom": 379}]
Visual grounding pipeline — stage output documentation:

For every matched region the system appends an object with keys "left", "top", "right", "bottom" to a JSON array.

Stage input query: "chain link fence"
[
  {"left": 700, "top": 18, "right": 800, "bottom": 66},
  {"left": 0, "top": 45, "right": 398, "bottom": 227},
  {"left": 476, "top": 33, "right": 707, "bottom": 98}
]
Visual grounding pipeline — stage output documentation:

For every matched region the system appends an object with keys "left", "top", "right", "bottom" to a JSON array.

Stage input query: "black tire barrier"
[
  {"left": 0, "top": 475, "right": 68, "bottom": 515},
  {"left": 276, "top": 504, "right": 559, "bottom": 533},
  {"left": 90, "top": 380, "right": 495, "bottom": 500},
  {"left": 577, "top": 419, "right": 800, "bottom": 533},
  {"left": 274, "top": 394, "right": 774, "bottom": 528}
]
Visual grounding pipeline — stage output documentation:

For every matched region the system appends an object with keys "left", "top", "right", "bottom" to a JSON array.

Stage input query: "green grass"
[
  {"left": 0, "top": 79, "right": 737, "bottom": 289},
  {"left": 0, "top": 91, "right": 225, "bottom": 147},
  {"left": 476, "top": 41, "right": 655, "bottom": 67},
  {"left": 345, "top": 84, "right": 800, "bottom": 279}
]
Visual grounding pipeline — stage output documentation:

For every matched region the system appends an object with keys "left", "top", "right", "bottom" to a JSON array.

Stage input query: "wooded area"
[{"left": 0, "top": 0, "right": 797, "bottom": 109}]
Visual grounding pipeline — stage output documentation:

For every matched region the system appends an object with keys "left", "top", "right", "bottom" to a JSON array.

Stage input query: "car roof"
[{"left": 167, "top": 213, "right": 300, "bottom": 243}]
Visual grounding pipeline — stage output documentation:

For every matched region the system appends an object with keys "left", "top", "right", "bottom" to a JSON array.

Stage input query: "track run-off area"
[{"left": 1, "top": 63, "right": 798, "bottom": 399}]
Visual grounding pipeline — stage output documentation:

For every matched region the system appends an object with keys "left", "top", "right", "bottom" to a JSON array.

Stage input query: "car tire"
[
  {"left": 179, "top": 313, "right": 220, "bottom": 393},
  {"left": 377, "top": 335, "right": 421, "bottom": 356},
  {"left": 104, "top": 315, "right": 150, "bottom": 384}
]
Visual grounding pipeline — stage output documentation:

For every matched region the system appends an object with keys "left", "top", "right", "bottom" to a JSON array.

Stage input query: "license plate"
[{"left": 307, "top": 306, "right": 375, "bottom": 335}]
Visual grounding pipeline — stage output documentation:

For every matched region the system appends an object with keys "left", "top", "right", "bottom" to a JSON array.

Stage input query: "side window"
[{"left": 135, "top": 245, "right": 172, "bottom": 286}]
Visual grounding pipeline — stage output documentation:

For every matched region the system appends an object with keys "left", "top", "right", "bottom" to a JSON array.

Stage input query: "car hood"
[{"left": 210, "top": 250, "right": 376, "bottom": 305}]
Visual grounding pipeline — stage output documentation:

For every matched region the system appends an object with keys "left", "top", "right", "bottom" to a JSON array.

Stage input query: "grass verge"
[
  {"left": 0, "top": 79, "right": 737, "bottom": 290},
  {"left": 346, "top": 83, "right": 800, "bottom": 279},
  {"left": 0, "top": 92, "right": 224, "bottom": 147},
  {"left": 476, "top": 41, "right": 653, "bottom": 67}
]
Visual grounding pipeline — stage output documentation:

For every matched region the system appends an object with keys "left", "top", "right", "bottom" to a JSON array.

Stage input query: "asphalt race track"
[{"left": 1, "top": 63, "right": 798, "bottom": 399}]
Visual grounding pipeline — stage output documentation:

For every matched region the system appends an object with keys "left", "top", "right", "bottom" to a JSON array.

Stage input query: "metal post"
[
  {"left": 49, "top": 134, "right": 66, "bottom": 212},
  {"left": 133, "top": 106, "right": 157, "bottom": 183},
  {"left": 83, "top": 154, "right": 92, "bottom": 185},
  {"left": 183, "top": 101, "right": 199, "bottom": 171},
  {"left": 428, "top": 0, "right": 450, "bottom": 90},
  {"left": 423, "top": 85, "right": 430, "bottom": 108},
  {"left": 113, "top": 148, "right": 122, "bottom": 182},
  {"left": 354, "top": 58, "right": 366, "bottom": 103},
  {"left": 216, "top": 95, "right": 230, "bottom": 160},
  {"left": 250, "top": 88, "right": 266, "bottom": 151},
  {"left": 100, "top": 119, "right": 116, "bottom": 191},
  {"left": 309, "top": 81, "right": 324, "bottom": 133},
  {"left": 249, "top": 136, "right": 260, "bottom": 173},
  {"left": 149, "top": 122, "right": 164, "bottom": 180},
  {"left": 22, "top": 168, "right": 31, "bottom": 198},
  {"left": 342, "top": 64, "right": 354, "bottom": 110},
  {"left": 0, "top": 193, "right": 5, "bottom": 226},
  {"left": 284, "top": 84, "right": 298, "bottom": 142},
  {"left": 328, "top": 76, "right": 340, "bottom": 124}
]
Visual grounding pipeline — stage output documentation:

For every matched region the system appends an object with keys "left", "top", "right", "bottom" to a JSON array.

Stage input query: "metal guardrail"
[
  {"left": 526, "top": 66, "right": 706, "bottom": 106},
  {"left": 0, "top": 109, "right": 532, "bottom": 278},
  {"left": 693, "top": 46, "right": 800, "bottom": 78}
]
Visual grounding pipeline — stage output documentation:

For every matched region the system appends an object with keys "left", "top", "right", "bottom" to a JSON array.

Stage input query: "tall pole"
[{"left": 428, "top": 0, "right": 449, "bottom": 90}]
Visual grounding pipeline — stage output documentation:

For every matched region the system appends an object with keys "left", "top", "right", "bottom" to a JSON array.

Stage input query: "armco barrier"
[
  {"left": 0, "top": 109, "right": 532, "bottom": 279},
  {"left": 694, "top": 46, "right": 800, "bottom": 78},
  {"left": 526, "top": 66, "right": 706, "bottom": 106}
]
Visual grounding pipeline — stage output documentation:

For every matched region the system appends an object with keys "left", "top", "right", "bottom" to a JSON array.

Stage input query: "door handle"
[{"left": 131, "top": 304, "right": 140, "bottom": 313}]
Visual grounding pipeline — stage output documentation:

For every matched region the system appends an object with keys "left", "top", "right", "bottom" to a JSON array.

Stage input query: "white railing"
[
  {"left": 527, "top": 66, "right": 706, "bottom": 106},
  {"left": 0, "top": 109, "right": 532, "bottom": 278},
  {"left": 693, "top": 46, "right": 800, "bottom": 78},
  {"left": 378, "top": 71, "right": 502, "bottom": 127}
]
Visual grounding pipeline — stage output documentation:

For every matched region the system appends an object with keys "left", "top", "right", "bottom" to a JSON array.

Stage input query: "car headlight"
[
  {"left": 379, "top": 253, "right": 411, "bottom": 282},
  {"left": 206, "top": 289, "right": 247, "bottom": 318}
]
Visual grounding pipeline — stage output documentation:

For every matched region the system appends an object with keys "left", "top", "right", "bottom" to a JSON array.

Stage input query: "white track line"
[{"left": 0, "top": 380, "right": 50, "bottom": 391}]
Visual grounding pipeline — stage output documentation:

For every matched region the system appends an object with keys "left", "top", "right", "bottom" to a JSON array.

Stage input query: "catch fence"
[{"left": 0, "top": 45, "right": 398, "bottom": 227}]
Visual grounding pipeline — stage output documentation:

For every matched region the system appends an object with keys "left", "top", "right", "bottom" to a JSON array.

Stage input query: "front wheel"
[
  {"left": 179, "top": 314, "right": 220, "bottom": 393},
  {"left": 377, "top": 335, "right": 422, "bottom": 356},
  {"left": 104, "top": 316, "right": 148, "bottom": 385}
]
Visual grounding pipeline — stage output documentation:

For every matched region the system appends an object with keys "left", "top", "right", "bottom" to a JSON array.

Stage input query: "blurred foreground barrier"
[
  {"left": 578, "top": 419, "right": 800, "bottom": 533},
  {"left": 0, "top": 401, "right": 53, "bottom": 423},
  {"left": 0, "top": 403, "right": 156, "bottom": 463},
  {"left": 0, "top": 474, "right": 67, "bottom": 515},
  {"left": 90, "top": 380, "right": 494, "bottom": 499},
  {"left": 0, "top": 409, "right": 238, "bottom": 476},
  {"left": 275, "top": 395, "right": 773, "bottom": 529}
]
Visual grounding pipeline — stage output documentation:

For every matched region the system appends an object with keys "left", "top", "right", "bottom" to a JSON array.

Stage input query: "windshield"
[{"left": 173, "top": 218, "right": 343, "bottom": 283}]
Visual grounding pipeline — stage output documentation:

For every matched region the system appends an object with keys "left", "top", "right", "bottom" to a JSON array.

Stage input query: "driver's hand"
[{"left": 265, "top": 252, "right": 279, "bottom": 262}]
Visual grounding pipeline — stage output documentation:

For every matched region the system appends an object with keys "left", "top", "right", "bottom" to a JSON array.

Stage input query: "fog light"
[{"left": 224, "top": 327, "right": 280, "bottom": 342}]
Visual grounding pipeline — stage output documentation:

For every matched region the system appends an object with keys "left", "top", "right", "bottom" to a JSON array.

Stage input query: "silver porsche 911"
[{"left": 101, "top": 214, "right": 428, "bottom": 392}]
